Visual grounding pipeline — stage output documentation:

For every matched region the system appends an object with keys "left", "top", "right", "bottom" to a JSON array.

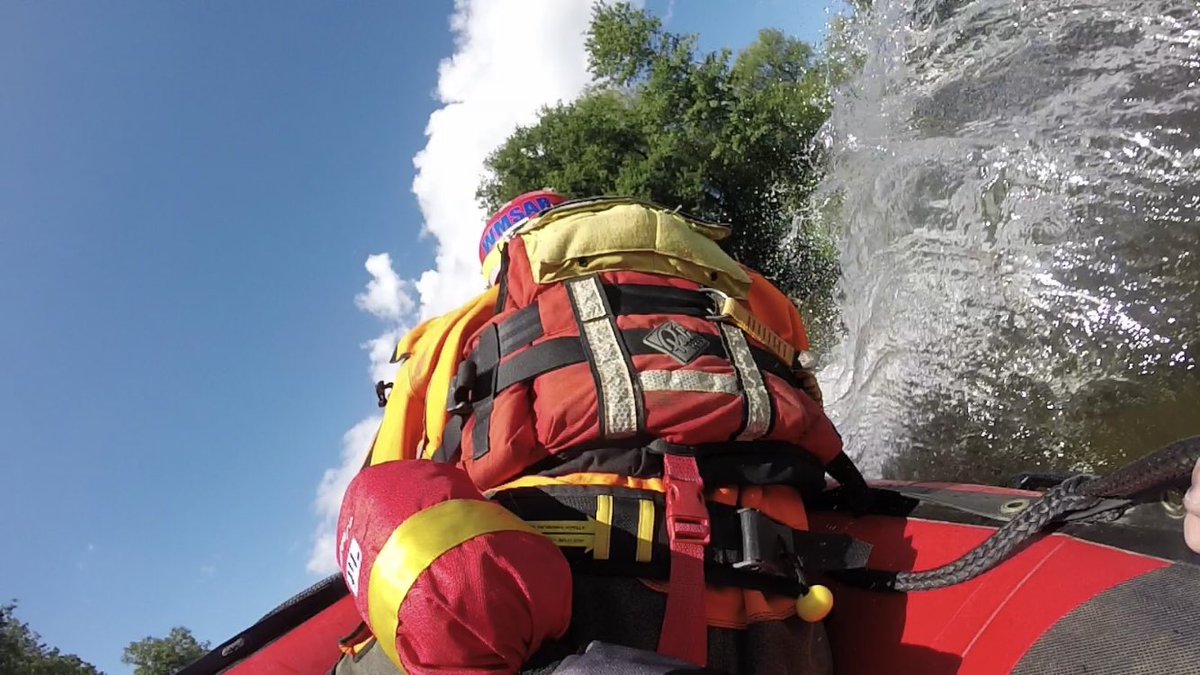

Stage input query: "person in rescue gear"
[{"left": 334, "top": 190, "right": 872, "bottom": 675}]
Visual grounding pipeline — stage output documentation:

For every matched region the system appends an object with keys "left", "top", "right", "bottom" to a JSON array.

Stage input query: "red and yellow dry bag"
[{"left": 336, "top": 460, "right": 572, "bottom": 673}]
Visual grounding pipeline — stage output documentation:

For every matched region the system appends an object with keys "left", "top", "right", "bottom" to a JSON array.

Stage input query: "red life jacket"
[
  {"left": 435, "top": 202, "right": 855, "bottom": 496},
  {"left": 412, "top": 198, "right": 868, "bottom": 668}
]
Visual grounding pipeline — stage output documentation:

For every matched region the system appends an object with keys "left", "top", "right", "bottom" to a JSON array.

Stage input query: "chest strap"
[{"left": 490, "top": 483, "right": 872, "bottom": 595}]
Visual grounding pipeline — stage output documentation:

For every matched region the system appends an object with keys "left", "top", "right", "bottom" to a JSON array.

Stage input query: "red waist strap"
[{"left": 658, "top": 454, "right": 710, "bottom": 666}]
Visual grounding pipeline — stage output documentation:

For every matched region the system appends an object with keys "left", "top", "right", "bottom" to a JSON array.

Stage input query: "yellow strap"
[
  {"left": 593, "top": 494, "right": 613, "bottom": 561},
  {"left": 636, "top": 499, "right": 655, "bottom": 563},
  {"left": 486, "top": 473, "right": 665, "bottom": 495},
  {"left": 711, "top": 291, "right": 806, "bottom": 368},
  {"left": 367, "top": 499, "right": 539, "bottom": 669}
]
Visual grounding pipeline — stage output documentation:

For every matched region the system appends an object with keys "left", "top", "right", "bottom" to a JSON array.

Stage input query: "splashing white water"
[{"left": 816, "top": 0, "right": 1200, "bottom": 480}]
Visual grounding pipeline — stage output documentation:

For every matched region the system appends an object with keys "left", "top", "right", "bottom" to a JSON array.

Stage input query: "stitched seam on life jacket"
[
  {"left": 567, "top": 277, "right": 641, "bottom": 439},
  {"left": 721, "top": 324, "right": 772, "bottom": 441},
  {"left": 639, "top": 370, "right": 739, "bottom": 395}
]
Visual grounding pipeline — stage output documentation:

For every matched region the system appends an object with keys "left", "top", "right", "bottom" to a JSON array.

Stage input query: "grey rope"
[{"left": 839, "top": 436, "right": 1200, "bottom": 592}]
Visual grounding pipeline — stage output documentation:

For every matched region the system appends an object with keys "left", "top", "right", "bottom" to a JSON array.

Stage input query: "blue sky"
[{"left": 0, "top": 1, "right": 842, "bottom": 672}]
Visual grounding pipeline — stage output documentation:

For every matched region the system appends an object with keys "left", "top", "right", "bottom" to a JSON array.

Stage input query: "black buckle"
[
  {"left": 732, "top": 508, "right": 796, "bottom": 579},
  {"left": 446, "top": 360, "right": 477, "bottom": 415},
  {"left": 374, "top": 381, "right": 393, "bottom": 408}
]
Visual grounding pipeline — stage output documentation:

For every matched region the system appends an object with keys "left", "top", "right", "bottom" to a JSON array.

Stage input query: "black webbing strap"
[
  {"left": 491, "top": 485, "right": 871, "bottom": 596},
  {"left": 493, "top": 337, "right": 587, "bottom": 392},
  {"left": 603, "top": 284, "right": 713, "bottom": 318},
  {"left": 471, "top": 330, "right": 797, "bottom": 402},
  {"left": 525, "top": 440, "right": 831, "bottom": 502},
  {"left": 433, "top": 417, "right": 463, "bottom": 464},
  {"left": 825, "top": 451, "right": 872, "bottom": 514},
  {"left": 471, "top": 325, "right": 501, "bottom": 459},
  {"left": 498, "top": 304, "right": 544, "bottom": 360},
  {"left": 473, "top": 284, "right": 718, "bottom": 367},
  {"left": 488, "top": 286, "right": 710, "bottom": 367}
]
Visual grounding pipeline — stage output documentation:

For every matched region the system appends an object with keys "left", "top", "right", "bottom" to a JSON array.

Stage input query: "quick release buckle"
[
  {"left": 446, "top": 359, "right": 477, "bottom": 415},
  {"left": 732, "top": 508, "right": 797, "bottom": 579},
  {"left": 665, "top": 471, "right": 711, "bottom": 546},
  {"left": 701, "top": 287, "right": 740, "bottom": 323}
]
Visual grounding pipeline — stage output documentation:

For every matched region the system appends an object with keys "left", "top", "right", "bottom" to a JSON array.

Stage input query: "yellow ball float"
[{"left": 795, "top": 584, "right": 834, "bottom": 623}]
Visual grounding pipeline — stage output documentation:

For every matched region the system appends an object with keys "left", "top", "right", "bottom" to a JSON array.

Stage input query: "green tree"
[
  {"left": 0, "top": 602, "right": 102, "bottom": 675},
  {"left": 121, "top": 627, "right": 209, "bottom": 675},
  {"left": 820, "top": 2, "right": 871, "bottom": 89},
  {"left": 478, "top": 3, "right": 840, "bottom": 335}
]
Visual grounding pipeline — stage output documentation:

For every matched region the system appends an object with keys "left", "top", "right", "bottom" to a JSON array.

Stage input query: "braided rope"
[
  {"left": 891, "top": 475, "right": 1095, "bottom": 591},
  {"left": 840, "top": 436, "right": 1200, "bottom": 593}
]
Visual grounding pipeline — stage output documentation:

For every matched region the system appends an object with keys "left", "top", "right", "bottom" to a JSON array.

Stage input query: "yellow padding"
[
  {"left": 367, "top": 499, "right": 539, "bottom": 669},
  {"left": 371, "top": 286, "right": 498, "bottom": 465},
  {"left": 518, "top": 200, "right": 752, "bottom": 300}
]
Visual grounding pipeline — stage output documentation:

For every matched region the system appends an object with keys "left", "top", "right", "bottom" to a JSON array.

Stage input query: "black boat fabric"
[
  {"left": 331, "top": 575, "right": 833, "bottom": 675},
  {"left": 535, "top": 575, "right": 833, "bottom": 675},
  {"left": 1012, "top": 563, "right": 1200, "bottom": 675},
  {"left": 546, "top": 641, "right": 720, "bottom": 674}
]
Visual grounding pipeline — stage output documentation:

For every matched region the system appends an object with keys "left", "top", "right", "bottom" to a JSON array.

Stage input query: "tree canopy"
[
  {"left": 478, "top": 2, "right": 839, "bottom": 316},
  {"left": 1, "top": 602, "right": 102, "bottom": 675},
  {"left": 121, "top": 627, "right": 209, "bottom": 675}
]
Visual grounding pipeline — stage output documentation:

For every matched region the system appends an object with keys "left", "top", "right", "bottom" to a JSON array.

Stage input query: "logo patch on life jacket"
[
  {"left": 344, "top": 538, "right": 363, "bottom": 597},
  {"left": 643, "top": 322, "right": 708, "bottom": 365}
]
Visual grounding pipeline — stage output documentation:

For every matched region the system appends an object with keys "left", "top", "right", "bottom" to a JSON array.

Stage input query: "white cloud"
[
  {"left": 364, "top": 328, "right": 405, "bottom": 385},
  {"left": 409, "top": 0, "right": 626, "bottom": 320},
  {"left": 307, "top": 0, "right": 637, "bottom": 577},
  {"left": 307, "top": 416, "right": 382, "bottom": 575},
  {"left": 354, "top": 253, "right": 415, "bottom": 321}
]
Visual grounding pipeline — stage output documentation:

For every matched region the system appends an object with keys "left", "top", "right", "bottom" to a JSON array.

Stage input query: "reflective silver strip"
[
  {"left": 639, "top": 370, "right": 739, "bottom": 395},
  {"left": 567, "top": 277, "right": 639, "bottom": 438},
  {"left": 720, "top": 324, "right": 771, "bottom": 440},
  {"left": 569, "top": 277, "right": 607, "bottom": 322}
]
